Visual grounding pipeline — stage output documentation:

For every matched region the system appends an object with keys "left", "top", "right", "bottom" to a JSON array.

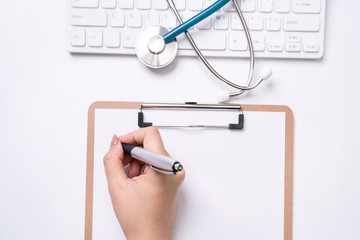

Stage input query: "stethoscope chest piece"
[{"left": 136, "top": 25, "right": 178, "bottom": 69}]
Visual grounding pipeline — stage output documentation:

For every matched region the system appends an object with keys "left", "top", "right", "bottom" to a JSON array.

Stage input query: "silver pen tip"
[{"left": 174, "top": 163, "right": 183, "bottom": 172}]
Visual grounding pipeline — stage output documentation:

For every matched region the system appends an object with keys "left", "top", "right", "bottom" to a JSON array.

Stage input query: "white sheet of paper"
[{"left": 92, "top": 109, "right": 286, "bottom": 240}]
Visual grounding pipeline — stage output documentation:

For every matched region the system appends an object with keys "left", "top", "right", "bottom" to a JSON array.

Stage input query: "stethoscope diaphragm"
[{"left": 136, "top": 25, "right": 178, "bottom": 69}]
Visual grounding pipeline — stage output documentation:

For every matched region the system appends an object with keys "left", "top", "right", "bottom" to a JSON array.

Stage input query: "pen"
[{"left": 121, "top": 143, "right": 183, "bottom": 175}]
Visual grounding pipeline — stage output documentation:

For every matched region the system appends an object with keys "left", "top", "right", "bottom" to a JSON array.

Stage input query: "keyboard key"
[
  {"left": 71, "top": 10, "right": 107, "bottom": 27},
  {"left": 205, "top": 0, "right": 217, "bottom": 8},
  {"left": 161, "top": 13, "right": 177, "bottom": 29},
  {"left": 126, "top": 12, "right": 142, "bottom": 28},
  {"left": 144, "top": 13, "right": 159, "bottom": 27},
  {"left": 223, "top": 2, "right": 235, "bottom": 12},
  {"left": 178, "top": 31, "right": 226, "bottom": 50},
  {"left": 197, "top": 17, "right": 212, "bottom": 29},
  {"left": 109, "top": 11, "right": 124, "bottom": 27},
  {"left": 240, "top": 0, "right": 256, "bottom": 12},
  {"left": 283, "top": 15, "right": 320, "bottom": 32},
  {"left": 136, "top": 0, "right": 151, "bottom": 10},
  {"left": 188, "top": 0, "right": 203, "bottom": 11},
  {"left": 266, "top": 16, "right": 280, "bottom": 31},
  {"left": 213, "top": 14, "right": 229, "bottom": 30},
  {"left": 258, "top": 0, "right": 273, "bottom": 13},
  {"left": 303, "top": 43, "right": 319, "bottom": 52},
  {"left": 275, "top": 0, "right": 290, "bottom": 13},
  {"left": 229, "top": 32, "right": 248, "bottom": 51},
  {"left": 249, "top": 15, "right": 263, "bottom": 31},
  {"left": 177, "top": 13, "right": 195, "bottom": 28},
  {"left": 87, "top": 28, "right": 103, "bottom": 47},
  {"left": 70, "top": 28, "right": 86, "bottom": 46},
  {"left": 122, "top": 29, "right": 140, "bottom": 48},
  {"left": 285, "top": 42, "right": 301, "bottom": 52},
  {"left": 118, "top": 0, "right": 133, "bottom": 9},
  {"left": 231, "top": 14, "right": 245, "bottom": 30},
  {"left": 293, "top": 0, "right": 321, "bottom": 14},
  {"left": 154, "top": 0, "right": 168, "bottom": 10},
  {"left": 173, "top": 0, "right": 186, "bottom": 10},
  {"left": 72, "top": 0, "right": 98, "bottom": 8},
  {"left": 286, "top": 33, "right": 301, "bottom": 42},
  {"left": 251, "top": 32, "right": 265, "bottom": 51},
  {"left": 267, "top": 42, "right": 283, "bottom": 52},
  {"left": 105, "top": 29, "right": 120, "bottom": 47},
  {"left": 102, "top": 0, "right": 116, "bottom": 9}
]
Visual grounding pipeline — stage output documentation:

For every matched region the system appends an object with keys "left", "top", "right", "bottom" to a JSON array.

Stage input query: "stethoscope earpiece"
[{"left": 259, "top": 67, "right": 273, "bottom": 81}]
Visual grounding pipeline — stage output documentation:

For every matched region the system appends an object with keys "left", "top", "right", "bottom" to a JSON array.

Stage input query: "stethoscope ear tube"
[{"left": 167, "top": 0, "right": 270, "bottom": 99}]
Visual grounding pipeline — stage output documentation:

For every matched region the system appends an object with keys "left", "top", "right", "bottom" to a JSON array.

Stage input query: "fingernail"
[{"left": 110, "top": 135, "right": 118, "bottom": 147}]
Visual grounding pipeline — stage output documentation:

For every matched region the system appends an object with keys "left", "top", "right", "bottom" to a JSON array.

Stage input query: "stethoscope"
[{"left": 135, "top": 0, "right": 273, "bottom": 102}]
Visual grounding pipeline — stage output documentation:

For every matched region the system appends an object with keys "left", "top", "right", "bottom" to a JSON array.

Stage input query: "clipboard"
[{"left": 85, "top": 101, "right": 294, "bottom": 240}]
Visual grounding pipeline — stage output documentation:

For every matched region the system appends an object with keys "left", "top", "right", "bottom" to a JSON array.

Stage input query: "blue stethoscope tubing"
[{"left": 163, "top": 0, "right": 231, "bottom": 43}]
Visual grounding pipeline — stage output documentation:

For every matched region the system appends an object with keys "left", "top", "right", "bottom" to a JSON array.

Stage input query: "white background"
[{"left": 0, "top": 0, "right": 359, "bottom": 239}]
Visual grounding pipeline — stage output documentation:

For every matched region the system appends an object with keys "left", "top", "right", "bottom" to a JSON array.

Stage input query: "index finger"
[{"left": 119, "top": 127, "right": 167, "bottom": 155}]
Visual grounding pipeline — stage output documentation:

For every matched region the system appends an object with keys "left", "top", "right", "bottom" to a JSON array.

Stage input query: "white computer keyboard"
[{"left": 67, "top": 0, "right": 326, "bottom": 59}]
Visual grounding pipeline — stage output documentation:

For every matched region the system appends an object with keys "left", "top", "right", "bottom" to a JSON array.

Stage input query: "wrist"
[{"left": 127, "top": 233, "right": 171, "bottom": 240}]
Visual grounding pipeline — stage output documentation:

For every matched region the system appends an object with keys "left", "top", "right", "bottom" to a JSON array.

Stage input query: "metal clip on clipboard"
[{"left": 138, "top": 102, "right": 244, "bottom": 129}]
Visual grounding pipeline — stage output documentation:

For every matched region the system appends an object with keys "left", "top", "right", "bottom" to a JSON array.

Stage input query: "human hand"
[{"left": 103, "top": 127, "right": 185, "bottom": 240}]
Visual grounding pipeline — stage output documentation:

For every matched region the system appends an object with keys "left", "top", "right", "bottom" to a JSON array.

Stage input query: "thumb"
[{"left": 103, "top": 135, "right": 128, "bottom": 190}]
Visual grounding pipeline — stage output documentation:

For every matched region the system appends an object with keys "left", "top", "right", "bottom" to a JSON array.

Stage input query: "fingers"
[
  {"left": 128, "top": 160, "right": 142, "bottom": 178},
  {"left": 119, "top": 127, "right": 185, "bottom": 182},
  {"left": 103, "top": 135, "right": 128, "bottom": 189},
  {"left": 119, "top": 127, "right": 167, "bottom": 155}
]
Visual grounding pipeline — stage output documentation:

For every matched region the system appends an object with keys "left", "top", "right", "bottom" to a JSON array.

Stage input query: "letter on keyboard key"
[
  {"left": 293, "top": 0, "right": 321, "bottom": 13},
  {"left": 122, "top": 29, "right": 140, "bottom": 48},
  {"left": 70, "top": 28, "right": 86, "bottom": 47},
  {"left": 286, "top": 33, "right": 301, "bottom": 42},
  {"left": 266, "top": 16, "right": 280, "bottom": 31},
  {"left": 249, "top": 15, "right": 263, "bottom": 31},
  {"left": 118, "top": 0, "right": 134, "bottom": 9},
  {"left": 71, "top": 0, "right": 98, "bottom": 8},
  {"left": 188, "top": 0, "right": 204, "bottom": 11},
  {"left": 229, "top": 32, "right": 247, "bottom": 51},
  {"left": 267, "top": 43, "right": 283, "bottom": 52},
  {"left": 303, "top": 43, "right": 319, "bottom": 52},
  {"left": 213, "top": 14, "right": 229, "bottom": 30},
  {"left": 275, "top": 0, "right": 290, "bottom": 13},
  {"left": 283, "top": 16, "right": 320, "bottom": 32},
  {"left": 285, "top": 42, "right": 301, "bottom": 52},
  {"left": 109, "top": 11, "right": 125, "bottom": 27},
  {"left": 231, "top": 14, "right": 245, "bottom": 30},
  {"left": 240, "top": 0, "right": 256, "bottom": 12},
  {"left": 87, "top": 28, "right": 103, "bottom": 47},
  {"left": 258, "top": 0, "right": 273, "bottom": 13},
  {"left": 161, "top": 13, "right": 177, "bottom": 29},
  {"left": 105, "top": 29, "right": 120, "bottom": 47},
  {"left": 251, "top": 33, "right": 265, "bottom": 51},
  {"left": 127, "top": 12, "right": 142, "bottom": 28},
  {"left": 144, "top": 13, "right": 159, "bottom": 27},
  {"left": 71, "top": 10, "right": 107, "bottom": 27}
]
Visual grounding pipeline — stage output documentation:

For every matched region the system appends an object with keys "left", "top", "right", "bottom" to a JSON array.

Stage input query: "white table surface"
[{"left": 0, "top": 1, "right": 359, "bottom": 239}]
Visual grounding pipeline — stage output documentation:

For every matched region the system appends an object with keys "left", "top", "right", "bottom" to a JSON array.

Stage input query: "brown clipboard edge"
[{"left": 84, "top": 101, "right": 294, "bottom": 240}]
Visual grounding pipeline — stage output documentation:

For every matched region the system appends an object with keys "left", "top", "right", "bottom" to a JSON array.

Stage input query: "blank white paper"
[{"left": 92, "top": 108, "right": 285, "bottom": 240}]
